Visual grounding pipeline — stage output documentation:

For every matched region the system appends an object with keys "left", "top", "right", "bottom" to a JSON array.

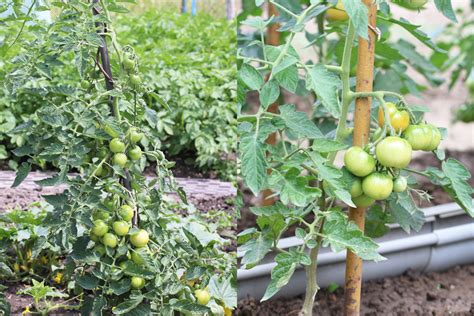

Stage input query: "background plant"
[
  {"left": 237, "top": 1, "right": 473, "bottom": 315},
  {"left": 1, "top": 0, "right": 236, "bottom": 314}
]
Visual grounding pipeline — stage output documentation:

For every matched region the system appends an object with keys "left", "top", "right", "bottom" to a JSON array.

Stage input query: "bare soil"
[{"left": 237, "top": 264, "right": 474, "bottom": 316}]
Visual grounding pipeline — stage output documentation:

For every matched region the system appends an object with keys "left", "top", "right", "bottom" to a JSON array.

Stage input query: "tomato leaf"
[
  {"left": 112, "top": 296, "right": 144, "bottom": 315},
  {"left": 208, "top": 276, "right": 237, "bottom": 308},
  {"left": 279, "top": 104, "right": 323, "bottom": 138},
  {"left": 388, "top": 191, "right": 425, "bottom": 233},
  {"left": 240, "top": 233, "right": 273, "bottom": 268},
  {"left": 441, "top": 158, "right": 473, "bottom": 216},
  {"left": 434, "top": 0, "right": 457, "bottom": 22},
  {"left": 239, "top": 63, "right": 264, "bottom": 91},
  {"left": 239, "top": 134, "right": 267, "bottom": 195},
  {"left": 322, "top": 210, "right": 385, "bottom": 261},
  {"left": 307, "top": 64, "right": 341, "bottom": 118},
  {"left": 342, "top": 0, "right": 368, "bottom": 40},
  {"left": 259, "top": 79, "right": 280, "bottom": 110},
  {"left": 11, "top": 162, "right": 31, "bottom": 188}
]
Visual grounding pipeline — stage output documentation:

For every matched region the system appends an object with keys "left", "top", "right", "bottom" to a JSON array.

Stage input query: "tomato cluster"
[
  {"left": 343, "top": 101, "right": 442, "bottom": 206},
  {"left": 123, "top": 51, "right": 142, "bottom": 87}
]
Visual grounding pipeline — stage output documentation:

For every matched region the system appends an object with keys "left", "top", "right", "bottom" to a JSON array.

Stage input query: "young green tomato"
[
  {"left": 393, "top": 177, "right": 408, "bottom": 193},
  {"left": 92, "top": 220, "right": 109, "bottom": 237},
  {"left": 92, "top": 210, "right": 111, "bottom": 221},
  {"left": 362, "top": 173, "right": 394, "bottom": 200},
  {"left": 113, "top": 153, "right": 128, "bottom": 168},
  {"left": 130, "top": 229, "right": 149, "bottom": 248},
  {"left": 352, "top": 194, "right": 375, "bottom": 208},
  {"left": 128, "top": 127, "right": 143, "bottom": 144},
  {"left": 113, "top": 221, "right": 130, "bottom": 236},
  {"left": 130, "top": 74, "right": 141, "bottom": 86},
  {"left": 80, "top": 80, "right": 89, "bottom": 90},
  {"left": 102, "top": 233, "right": 118, "bottom": 248},
  {"left": 93, "top": 165, "right": 104, "bottom": 177},
  {"left": 403, "top": 125, "right": 432, "bottom": 150},
  {"left": 130, "top": 276, "right": 145, "bottom": 289},
  {"left": 128, "top": 146, "right": 142, "bottom": 161},
  {"left": 123, "top": 56, "right": 135, "bottom": 71},
  {"left": 109, "top": 138, "right": 125, "bottom": 153},
  {"left": 349, "top": 178, "right": 363, "bottom": 198},
  {"left": 195, "top": 288, "right": 211, "bottom": 305},
  {"left": 375, "top": 136, "right": 412, "bottom": 168},
  {"left": 119, "top": 205, "right": 134, "bottom": 221},
  {"left": 344, "top": 146, "right": 376, "bottom": 177},
  {"left": 406, "top": 0, "right": 428, "bottom": 9}
]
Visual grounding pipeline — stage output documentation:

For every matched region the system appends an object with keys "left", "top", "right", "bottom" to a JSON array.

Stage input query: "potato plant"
[
  {"left": 237, "top": 0, "right": 473, "bottom": 314},
  {"left": 3, "top": 0, "right": 235, "bottom": 314}
]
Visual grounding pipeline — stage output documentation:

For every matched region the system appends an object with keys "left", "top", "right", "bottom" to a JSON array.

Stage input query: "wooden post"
[
  {"left": 261, "top": 2, "right": 280, "bottom": 206},
  {"left": 344, "top": 1, "right": 377, "bottom": 315}
]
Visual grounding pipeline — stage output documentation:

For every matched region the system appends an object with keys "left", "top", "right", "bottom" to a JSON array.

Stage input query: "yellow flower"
[
  {"left": 22, "top": 306, "right": 31, "bottom": 315},
  {"left": 53, "top": 272, "right": 63, "bottom": 284}
]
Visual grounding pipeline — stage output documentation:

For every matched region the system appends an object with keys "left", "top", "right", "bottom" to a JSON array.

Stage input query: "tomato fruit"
[
  {"left": 326, "top": 0, "right": 348, "bottom": 21},
  {"left": 195, "top": 288, "right": 211, "bottom": 305},
  {"left": 405, "top": 0, "right": 428, "bottom": 9},
  {"left": 123, "top": 56, "right": 135, "bottom": 71},
  {"left": 92, "top": 220, "right": 109, "bottom": 237},
  {"left": 102, "top": 233, "right": 118, "bottom": 248},
  {"left": 344, "top": 147, "right": 376, "bottom": 177},
  {"left": 425, "top": 125, "right": 441, "bottom": 151},
  {"left": 80, "top": 80, "right": 89, "bottom": 89},
  {"left": 93, "top": 165, "right": 104, "bottom": 177},
  {"left": 93, "top": 210, "right": 110, "bottom": 221},
  {"left": 113, "top": 153, "right": 128, "bottom": 167},
  {"left": 109, "top": 138, "right": 125, "bottom": 153},
  {"left": 362, "top": 173, "right": 393, "bottom": 200},
  {"left": 128, "top": 146, "right": 142, "bottom": 161},
  {"left": 130, "top": 74, "right": 141, "bottom": 86},
  {"left": 375, "top": 136, "right": 412, "bottom": 168},
  {"left": 95, "top": 245, "right": 106, "bottom": 256},
  {"left": 352, "top": 194, "right": 375, "bottom": 208},
  {"left": 393, "top": 176, "right": 408, "bottom": 193},
  {"left": 130, "top": 229, "right": 149, "bottom": 248},
  {"left": 349, "top": 178, "right": 363, "bottom": 198},
  {"left": 113, "top": 221, "right": 130, "bottom": 236},
  {"left": 119, "top": 205, "right": 134, "bottom": 221},
  {"left": 128, "top": 127, "right": 144, "bottom": 144},
  {"left": 378, "top": 102, "right": 410, "bottom": 132},
  {"left": 130, "top": 276, "right": 145, "bottom": 289}
]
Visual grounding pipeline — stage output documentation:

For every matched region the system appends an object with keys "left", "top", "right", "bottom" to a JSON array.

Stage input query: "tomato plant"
[
  {"left": 2, "top": 1, "right": 236, "bottom": 314},
  {"left": 238, "top": 0, "right": 472, "bottom": 315}
]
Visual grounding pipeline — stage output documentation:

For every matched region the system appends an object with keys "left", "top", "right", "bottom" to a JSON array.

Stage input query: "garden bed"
[{"left": 237, "top": 264, "right": 474, "bottom": 315}]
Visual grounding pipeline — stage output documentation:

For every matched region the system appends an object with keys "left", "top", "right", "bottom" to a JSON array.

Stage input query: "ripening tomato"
[
  {"left": 375, "top": 136, "right": 412, "bottom": 168},
  {"left": 109, "top": 138, "right": 125, "bottom": 153},
  {"left": 102, "top": 233, "right": 118, "bottom": 248},
  {"left": 128, "top": 146, "right": 142, "bottom": 161},
  {"left": 130, "top": 229, "right": 149, "bottom": 248},
  {"left": 195, "top": 288, "right": 211, "bottom": 305},
  {"left": 362, "top": 173, "right": 394, "bottom": 200},
  {"left": 344, "top": 147, "right": 376, "bottom": 177},
  {"left": 378, "top": 102, "right": 410, "bottom": 133},
  {"left": 113, "top": 153, "right": 128, "bottom": 168},
  {"left": 326, "top": 0, "right": 348, "bottom": 21},
  {"left": 393, "top": 177, "right": 408, "bottom": 193},
  {"left": 352, "top": 194, "right": 375, "bottom": 208},
  {"left": 92, "top": 220, "right": 109, "bottom": 237},
  {"left": 349, "top": 178, "right": 363, "bottom": 198},
  {"left": 119, "top": 205, "right": 134, "bottom": 221},
  {"left": 113, "top": 221, "right": 130, "bottom": 236},
  {"left": 130, "top": 276, "right": 145, "bottom": 289}
]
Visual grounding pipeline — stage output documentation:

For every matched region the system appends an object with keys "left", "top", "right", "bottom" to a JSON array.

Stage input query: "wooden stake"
[{"left": 344, "top": 1, "right": 377, "bottom": 315}]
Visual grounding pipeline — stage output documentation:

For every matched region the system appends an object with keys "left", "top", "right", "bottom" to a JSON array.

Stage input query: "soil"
[
  {"left": 237, "top": 264, "right": 474, "bottom": 316},
  {"left": 237, "top": 150, "right": 474, "bottom": 235}
]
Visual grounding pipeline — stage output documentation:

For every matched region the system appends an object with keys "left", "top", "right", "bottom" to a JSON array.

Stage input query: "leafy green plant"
[
  {"left": 2, "top": 0, "right": 235, "bottom": 314},
  {"left": 237, "top": 0, "right": 472, "bottom": 314}
]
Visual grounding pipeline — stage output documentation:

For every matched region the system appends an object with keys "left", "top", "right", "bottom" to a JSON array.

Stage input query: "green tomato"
[
  {"left": 130, "top": 74, "right": 141, "bottom": 86},
  {"left": 128, "top": 146, "right": 142, "bottom": 161},
  {"left": 195, "top": 288, "right": 211, "bottom": 305},
  {"left": 425, "top": 125, "right": 441, "bottom": 151},
  {"left": 130, "top": 276, "right": 145, "bottom": 289},
  {"left": 95, "top": 245, "right": 106, "bottom": 256},
  {"left": 375, "top": 136, "right": 412, "bottom": 168},
  {"left": 130, "top": 229, "right": 149, "bottom": 248},
  {"left": 93, "top": 165, "right": 104, "bottom": 177},
  {"left": 113, "top": 153, "right": 128, "bottom": 168},
  {"left": 93, "top": 210, "right": 111, "bottom": 221},
  {"left": 128, "top": 127, "right": 144, "bottom": 144},
  {"left": 349, "top": 178, "right": 363, "bottom": 198},
  {"left": 393, "top": 177, "right": 408, "bottom": 193},
  {"left": 362, "top": 173, "right": 394, "bottom": 200},
  {"left": 344, "top": 146, "right": 376, "bottom": 177},
  {"left": 352, "top": 194, "right": 375, "bottom": 208},
  {"left": 92, "top": 220, "right": 109, "bottom": 237},
  {"left": 123, "top": 56, "right": 135, "bottom": 71},
  {"left": 109, "top": 138, "right": 125, "bottom": 153},
  {"left": 403, "top": 125, "right": 432, "bottom": 150},
  {"left": 97, "top": 147, "right": 108, "bottom": 159},
  {"left": 80, "top": 80, "right": 89, "bottom": 89},
  {"left": 119, "top": 205, "right": 134, "bottom": 221},
  {"left": 405, "top": 0, "right": 428, "bottom": 9},
  {"left": 102, "top": 233, "right": 118, "bottom": 248},
  {"left": 113, "top": 221, "right": 130, "bottom": 236}
]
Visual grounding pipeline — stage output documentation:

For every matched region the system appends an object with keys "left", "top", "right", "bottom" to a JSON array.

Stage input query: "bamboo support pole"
[{"left": 344, "top": 1, "right": 378, "bottom": 315}]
